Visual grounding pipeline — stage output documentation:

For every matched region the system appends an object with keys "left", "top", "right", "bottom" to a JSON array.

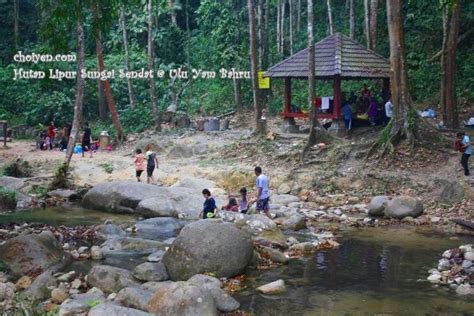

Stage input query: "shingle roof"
[{"left": 265, "top": 33, "right": 390, "bottom": 79}]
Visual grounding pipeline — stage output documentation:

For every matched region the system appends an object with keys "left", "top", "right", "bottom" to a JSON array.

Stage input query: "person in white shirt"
[
  {"left": 384, "top": 99, "right": 393, "bottom": 126},
  {"left": 252, "top": 166, "right": 271, "bottom": 219}
]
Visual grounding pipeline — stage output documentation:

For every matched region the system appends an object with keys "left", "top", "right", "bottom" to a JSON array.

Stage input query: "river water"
[
  {"left": 1, "top": 208, "right": 473, "bottom": 315},
  {"left": 237, "top": 227, "right": 474, "bottom": 315}
]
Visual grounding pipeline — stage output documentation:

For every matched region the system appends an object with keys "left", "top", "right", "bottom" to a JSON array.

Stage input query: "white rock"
[
  {"left": 107, "top": 292, "right": 117, "bottom": 300},
  {"left": 437, "top": 258, "right": 451, "bottom": 271},
  {"left": 427, "top": 274, "right": 441, "bottom": 283},
  {"left": 462, "top": 260, "right": 472, "bottom": 269},
  {"left": 456, "top": 284, "right": 474, "bottom": 295},
  {"left": 57, "top": 271, "right": 76, "bottom": 282},
  {"left": 442, "top": 250, "right": 452, "bottom": 259},
  {"left": 430, "top": 216, "right": 441, "bottom": 224},
  {"left": 459, "top": 244, "right": 473, "bottom": 253},
  {"left": 340, "top": 214, "right": 348, "bottom": 220},
  {"left": 464, "top": 252, "right": 474, "bottom": 261},
  {"left": 256, "top": 279, "right": 286, "bottom": 295},
  {"left": 90, "top": 246, "right": 104, "bottom": 260}
]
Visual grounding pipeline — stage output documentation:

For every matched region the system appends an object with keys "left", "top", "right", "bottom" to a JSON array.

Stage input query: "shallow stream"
[{"left": 1, "top": 208, "right": 473, "bottom": 315}]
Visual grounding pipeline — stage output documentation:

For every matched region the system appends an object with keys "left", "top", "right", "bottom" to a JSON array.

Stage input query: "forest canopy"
[{"left": 0, "top": 0, "right": 472, "bottom": 135}]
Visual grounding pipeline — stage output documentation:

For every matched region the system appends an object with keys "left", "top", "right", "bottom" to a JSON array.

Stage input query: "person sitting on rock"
[
  {"left": 221, "top": 196, "right": 239, "bottom": 212},
  {"left": 200, "top": 189, "right": 217, "bottom": 219},
  {"left": 239, "top": 187, "right": 249, "bottom": 214}
]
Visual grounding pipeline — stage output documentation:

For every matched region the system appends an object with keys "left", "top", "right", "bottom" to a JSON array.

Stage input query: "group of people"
[
  {"left": 341, "top": 85, "right": 393, "bottom": 137},
  {"left": 133, "top": 144, "right": 159, "bottom": 183},
  {"left": 38, "top": 121, "right": 94, "bottom": 158},
  {"left": 199, "top": 166, "right": 271, "bottom": 220}
]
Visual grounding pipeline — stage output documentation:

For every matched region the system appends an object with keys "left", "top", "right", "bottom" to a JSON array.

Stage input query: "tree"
[
  {"left": 248, "top": 0, "right": 265, "bottom": 134},
  {"left": 148, "top": 0, "right": 161, "bottom": 131},
  {"left": 168, "top": 0, "right": 177, "bottom": 25},
  {"left": 441, "top": 0, "right": 461, "bottom": 128},
  {"left": 327, "top": 0, "right": 334, "bottom": 35},
  {"left": 370, "top": 0, "right": 379, "bottom": 49},
  {"left": 349, "top": 0, "right": 355, "bottom": 39},
  {"left": 93, "top": 3, "right": 125, "bottom": 141},
  {"left": 119, "top": 5, "right": 136, "bottom": 109},
  {"left": 364, "top": 0, "right": 371, "bottom": 48},
  {"left": 14, "top": 0, "right": 19, "bottom": 49},
  {"left": 385, "top": 0, "right": 416, "bottom": 146},
  {"left": 289, "top": 0, "right": 294, "bottom": 54},
  {"left": 65, "top": 18, "right": 85, "bottom": 168},
  {"left": 303, "top": 0, "right": 332, "bottom": 157},
  {"left": 98, "top": 80, "right": 107, "bottom": 120}
]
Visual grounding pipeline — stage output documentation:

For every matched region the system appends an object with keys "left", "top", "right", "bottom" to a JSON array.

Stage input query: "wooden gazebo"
[{"left": 265, "top": 33, "right": 391, "bottom": 120}]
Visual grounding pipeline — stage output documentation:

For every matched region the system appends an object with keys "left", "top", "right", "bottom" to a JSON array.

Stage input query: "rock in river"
[
  {"left": 133, "top": 262, "right": 169, "bottom": 282},
  {"left": 87, "top": 265, "right": 140, "bottom": 294},
  {"left": 163, "top": 220, "right": 253, "bottom": 280},
  {"left": 89, "top": 302, "right": 151, "bottom": 316},
  {"left": 257, "top": 279, "right": 286, "bottom": 295},
  {"left": 0, "top": 230, "right": 67, "bottom": 277},
  {"left": 383, "top": 196, "right": 423, "bottom": 219},
  {"left": 368, "top": 196, "right": 389, "bottom": 216}
]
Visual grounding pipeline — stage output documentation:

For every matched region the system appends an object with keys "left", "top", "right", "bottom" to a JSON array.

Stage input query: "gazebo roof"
[{"left": 265, "top": 33, "right": 390, "bottom": 79}]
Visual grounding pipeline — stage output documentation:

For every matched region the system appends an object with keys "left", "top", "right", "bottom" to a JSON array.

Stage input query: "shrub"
[
  {"left": 0, "top": 186, "right": 17, "bottom": 210},
  {"left": 1, "top": 159, "right": 33, "bottom": 178}
]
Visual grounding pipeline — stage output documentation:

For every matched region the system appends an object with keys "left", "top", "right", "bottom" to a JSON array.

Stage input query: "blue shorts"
[
  {"left": 344, "top": 118, "right": 352, "bottom": 130},
  {"left": 256, "top": 197, "right": 270, "bottom": 212}
]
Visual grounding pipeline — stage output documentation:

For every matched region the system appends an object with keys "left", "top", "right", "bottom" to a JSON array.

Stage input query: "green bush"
[
  {"left": 0, "top": 186, "right": 17, "bottom": 210},
  {"left": 1, "top": 159, "right": 33, "bottom": 178},
  {"left": 49, "top": 163, "right": 71, "bottom": 189}
]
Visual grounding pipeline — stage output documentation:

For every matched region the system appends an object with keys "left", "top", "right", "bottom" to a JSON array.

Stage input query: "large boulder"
[
  {"left": 147, "top": 281, "right": 218, "bottom": 316},
  {"left": 368, "top": 196, "right": 389, "bottom": 216},
  {"left": 23, "top": 270, "right": 57, "bottom": 301},
  {"left": 87, "top": 265, "right": 140, "bottom": 294},
  {"left": 0, "top": 231, "right": 67, "bottom": 277},
  {"left": 235, "top": 214, "right": 279, "bottom": 236},
  {"left": 115, "top": 287, "right": 153, "bottom": 311},
  {"left": 163, "top": 220, "right": 253, "bottom": 280},
  {"left": 82, "top": 181, "right": 168, "bottom": 213},
  {"left": 187, "top": 275, "right": 240, "bottom": 312},
  {"left": 136, "top": 198, "right": 178, "bottom": 218},
  {"left": 438, "top": 180, "right": 465, "bottom": 204},
  {"left": 134, "top": 218, "right": 185, "bottom": 240},
  {"left": 281, "top": 213, "right": 306, "bottom": 231},
  {"left": 384, "top": 196, "right": 423, "bottom": 219},
  {"left": 133, "top": 263, "right": 169, "bottom": 282},
  {"left": 89, "top": 302, "right": 151, "bottom": 316},
  {"left": 59, "top": 291, "right": 106, "bottom": 316}
]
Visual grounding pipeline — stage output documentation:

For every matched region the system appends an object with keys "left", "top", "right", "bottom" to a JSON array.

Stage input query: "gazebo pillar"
[
  {"left": 284, "top": 77, "right": 292, "bottom": 114},
  {"left": 329, "top": 75, "right": 345, "bottom": 136},
  {"left": 282, "top": 77, "right": 297, "bottom": 132}
]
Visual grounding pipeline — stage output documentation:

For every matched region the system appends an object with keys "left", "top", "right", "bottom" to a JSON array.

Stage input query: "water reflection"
[{"left": 237, "top": 227, "right": 474, "bottom": 315}]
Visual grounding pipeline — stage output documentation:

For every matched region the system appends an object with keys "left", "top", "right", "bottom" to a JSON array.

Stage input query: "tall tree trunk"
[
  {"left": 120, "top": 6, "right": 136, "bottom": 109},
  {"left": 297, "top": 0, "right": 301, "bottom": 32},
  {"left": 440, "top": 6, "right": 449, "bottom": 123},
  {"left": 13, "top": 0, "right": 19, "bottom": 49},
  {"left": 148, "top": 0, "right": 161, "bottom": 131},
  {"left": 96, "top": 36, "right": 125, "bottom": 141},
  {"left": 98, "top": 80, "right": 107, "bottom": 120},
  {"left": 289, "top": 0, "right": 293, "bottom": 55},
  {"left": 233, "top": 77, "right": 242, "bottom": 114},
  {"left": 257, "top": 0, "right": 263, "bottom": 69},
  {"left": 94, "top": 3, "right": 125, "bottom": 142},
  {"left": 281, "top": 0, "right": 286, "bottom": 55},
  {"left": 168, "top": 0, "right": 177, "bottom": 25},
  {"left": 364, "top": 0, "right": 371, "bottom": 49},
  {"left": 304, "top": 0, "right": 330, "bottom": 156},
  {"left": 327, "top": 0, "right": 334, "bottom": 35},
  {"left": 65, "top": 20, "right": 85, "bottom": 167},
  {"left": 369, "top": 0, "right": 378, "bottom": 49},
  {"left": 386, "top": 0, "right": 415, "bottom": 145},
  {"left": 248, "top": 0, "right": 265, "bottom": 134},
  {"left": 444, "top": 0, "right": 461, "bottom": 129},
  {"left": 277, "top": 0, "right": 281, "bottom": 54},
  {"left": 349, "top": 0, "right": 355, "bottom": 39},
  {"left": 185, "top": 0, "right": 190, "bottom": 65}
]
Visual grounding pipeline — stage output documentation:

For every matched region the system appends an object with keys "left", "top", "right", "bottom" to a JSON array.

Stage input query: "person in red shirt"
[{"left": 47, "top": 122, "right": 56, "bottom": 150}]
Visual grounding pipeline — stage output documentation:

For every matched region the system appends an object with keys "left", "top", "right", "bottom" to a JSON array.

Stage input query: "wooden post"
[
  {"left": 382, "top": 78, "right": 390, "bottom": 102},
  {"left": 284, "top": 77, "right": 292, "bottom": 114},
  {"left": 2, "top": 121, "right": 6, "bottom": 147},
  {"left": 333, "top": 75, "right": 342, "bottom": 118}
]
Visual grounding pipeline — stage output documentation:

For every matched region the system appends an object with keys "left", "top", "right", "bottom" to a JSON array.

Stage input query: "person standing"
[
  {"left": 342, "top": 101, "right": 353, "bottom": 138},
  {"left": 456, "top": 132, "right": 472, "bottom": 176},
  {"left": 81, "top": 122, "right": 92, "bottom": 158},
  {"left": 134, "top": 149, "right": 146, "bottom": 182},
  {"left": 384, "top": 99, "right": 393, "bottom": 125},
  {"left": 253, "top": 166, "right": 271, "bottom": 219},
  {"left": 239, "top": 187, "right": 249, "bottom": 214},
  {"left": 200, "top": 189, "right": 217, "bottom": 219},
  {"left": 367, "top": 98, "right": 378, "bottom": 131},
  {"left": 47, "top": 121, "right": 56, "bottom": 150},
  {"left": 145, "top": 144, "right": 159, "bottom": 184}
]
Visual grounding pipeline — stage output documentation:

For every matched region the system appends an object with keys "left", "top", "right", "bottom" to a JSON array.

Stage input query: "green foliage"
[
  {"left": 86, "top": 299, "right": 102, "bottom": 308},
  {"left": 1, "top": 159, "right": 33, "bottom": 178},
  {"left": 31, "top": 185, "right": 49, "bottom": 198},
  {"left": 49, "top": 163, "right": 71, "bottom": 189},
  {"left": 0, "top": 186, "right": 17, "bottom": 201},
  {"left": 100, "top": 162, "right": 114, "bottom": 174}
]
